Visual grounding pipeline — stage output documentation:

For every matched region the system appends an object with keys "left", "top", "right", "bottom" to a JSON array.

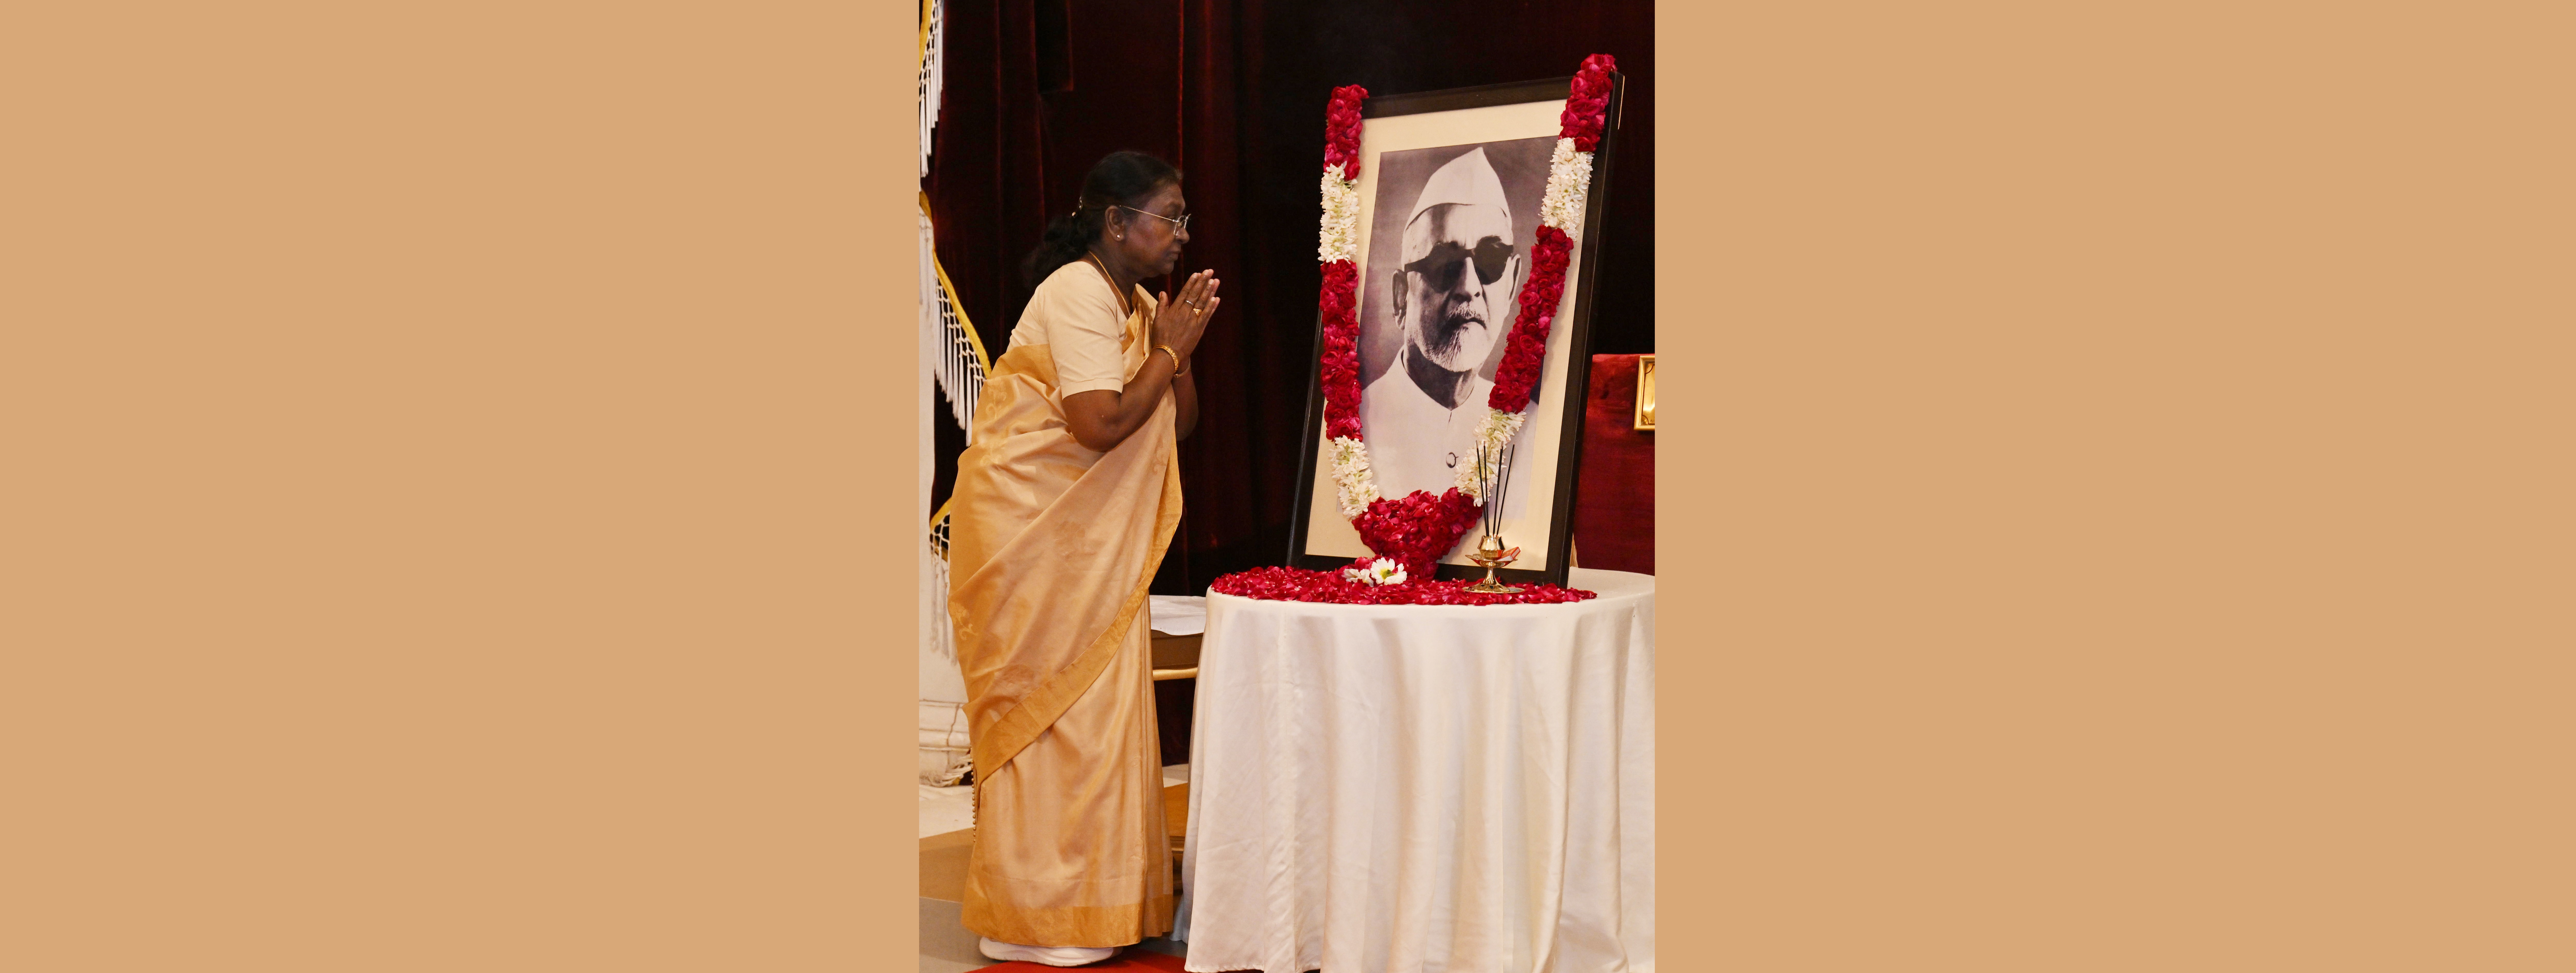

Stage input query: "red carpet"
[{"left": 970, "top": 948, "right": 1190, "bottom": 971}]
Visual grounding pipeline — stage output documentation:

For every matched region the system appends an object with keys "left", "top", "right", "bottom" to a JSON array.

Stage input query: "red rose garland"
[
  {"left": 1318, "top": 83, "right": 1482, "bottom": 577},
  {"left": 1492, "top": 223, "right": 1573, "bottom": 411},
  {"left": 1322, "top": 83, "right": 1366, "bottom": 181},
  {"left": 1560, "top": 53, "right": 1617, "bottom": 152},
  {"left": 1316, "top": 260, "right": 1363, "bottom": 441},
  {"left": 1316, "top": 85, "right": 1368, "bottom": 442},
  {"left": 1215, "top": 59, "right": 1617, "bottom": 603},
  {"left": 1487, "top": 53, "right": 1614, "bottom": 412},
  {"left": 1349, "top": 490, "right": 1484, "bottom": 579}
]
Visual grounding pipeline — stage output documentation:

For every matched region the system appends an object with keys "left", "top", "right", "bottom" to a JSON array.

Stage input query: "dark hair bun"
[{"left": 1021, "top": 151, "right": 1182, "bottom": 289}]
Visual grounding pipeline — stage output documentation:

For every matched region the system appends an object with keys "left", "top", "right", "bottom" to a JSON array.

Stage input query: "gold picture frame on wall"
[{"left": 1633, "top": 353, "right": 1655, "bottom": 430}]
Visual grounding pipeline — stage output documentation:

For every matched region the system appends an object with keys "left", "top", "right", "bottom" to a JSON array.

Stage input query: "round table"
[{"left": 1173, "top": 568, "right": 1655, "bottom": 973}]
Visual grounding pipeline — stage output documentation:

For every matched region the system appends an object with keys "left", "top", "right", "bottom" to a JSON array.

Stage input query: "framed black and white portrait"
[{"left": 1288, "top": 74, "right": 1625, "bottom": 588}]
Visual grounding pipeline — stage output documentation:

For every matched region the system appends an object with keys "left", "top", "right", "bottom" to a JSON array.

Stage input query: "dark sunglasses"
[{"left": 1401, "top": 236, "right": 1516, "bottom": 290}]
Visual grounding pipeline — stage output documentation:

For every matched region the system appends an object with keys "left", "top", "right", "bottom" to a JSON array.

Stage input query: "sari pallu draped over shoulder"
[{"left": 945, "top": 287, "right": 1182, "bottom": 946}]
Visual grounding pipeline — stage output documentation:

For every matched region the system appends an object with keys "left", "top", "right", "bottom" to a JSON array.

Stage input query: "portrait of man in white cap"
[{"left": 1360, "top": 145, "right": 1527, "bottom": 497}]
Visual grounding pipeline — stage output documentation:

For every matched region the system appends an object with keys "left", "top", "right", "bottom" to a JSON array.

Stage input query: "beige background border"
[
  {"left": 4, "top": 1, "right": 2568, "bottom": 969},
  {"left": 4, "top": 1, "right": 916, "bottom": 969},
  {"left": 1662, "top": 2, "right": 2571, "bottom": 968}
]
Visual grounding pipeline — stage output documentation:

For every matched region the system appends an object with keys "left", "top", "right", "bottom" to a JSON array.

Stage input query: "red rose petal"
[{"left": 1212, "top": 566, "right": 1599, "bottom": 606}]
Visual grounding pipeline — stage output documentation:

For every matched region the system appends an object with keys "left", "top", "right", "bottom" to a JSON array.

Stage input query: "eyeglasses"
[
  {"left": 1120, "top": 205, "right": 1192, "bottom": 234},
  {"left": 1402, "top": 236, "right": 1516, "bottom": 291}
]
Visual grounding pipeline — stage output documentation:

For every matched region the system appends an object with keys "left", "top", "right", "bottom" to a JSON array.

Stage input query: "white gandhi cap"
[{"left": 1405, "top": 146, "right": 1512, "bottom": 227}]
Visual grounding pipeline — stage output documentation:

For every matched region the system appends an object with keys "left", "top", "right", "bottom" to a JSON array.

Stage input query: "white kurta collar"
[{"left": 1360, "top": 364, "right": 1493, "bottom": 499}]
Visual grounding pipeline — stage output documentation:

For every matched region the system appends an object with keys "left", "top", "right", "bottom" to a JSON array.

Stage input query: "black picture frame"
[{"left": 1284, "top": 71, "right": 1625, "bottom": 589}]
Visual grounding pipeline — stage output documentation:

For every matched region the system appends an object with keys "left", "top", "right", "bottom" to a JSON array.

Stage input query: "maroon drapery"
[
  {"left": 927, "top": 1, "right": 1653, "bottom": 594},
  {"left": 1573, "top": 354, "right": 1656, "bottom": 575}
]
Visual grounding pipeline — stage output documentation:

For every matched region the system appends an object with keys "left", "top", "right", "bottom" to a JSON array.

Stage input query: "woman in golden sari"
[{"left": 946, "top": 150, "right": 1219, "bottom": 967}]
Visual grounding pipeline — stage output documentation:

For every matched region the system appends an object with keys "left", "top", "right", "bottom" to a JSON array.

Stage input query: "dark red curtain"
[
  {"left": 927, "top": 1, "right": 1654, "bottom": 594},
  {"left": 1573, "top": 354, "right": 1655, "bottom": 575}
]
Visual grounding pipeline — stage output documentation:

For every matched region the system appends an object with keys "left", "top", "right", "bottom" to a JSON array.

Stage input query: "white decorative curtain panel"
[{"left": 917, "top": 0, "right": 974, "bottom": 785}]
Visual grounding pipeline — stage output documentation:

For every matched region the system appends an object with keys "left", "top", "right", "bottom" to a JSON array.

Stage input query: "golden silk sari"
[{"left": 946, "top": 284, "right": 1181, "bottom": 947}]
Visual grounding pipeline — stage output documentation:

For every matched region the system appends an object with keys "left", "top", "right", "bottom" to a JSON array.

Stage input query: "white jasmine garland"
[
  {"left": 1317, "top": 165, "right": 1362, "bottom": 263},
  {"left": 1327, "top": 435, "right": 1380, "bottom": 517},
  {"left": 1537, "top": 138, "right": 1594, "bottom": 238},
  {"left": 1454, "top": 408, "right": 1529, "bottom": 498}
]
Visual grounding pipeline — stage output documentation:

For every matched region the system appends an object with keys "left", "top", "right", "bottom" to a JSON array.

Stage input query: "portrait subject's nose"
[{"left": 1444, "top": 252, "right": 1479, "bottom": 298}]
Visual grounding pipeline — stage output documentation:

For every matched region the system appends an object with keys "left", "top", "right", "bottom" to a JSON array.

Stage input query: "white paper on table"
[{"left": 1147, "top": 594, "right": 1207, "bottom": 636}]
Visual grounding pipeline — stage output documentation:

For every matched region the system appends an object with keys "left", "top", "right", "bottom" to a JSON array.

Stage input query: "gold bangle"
[{"left": 1155, "top": 345, "right": 1185, "bottom": 376}]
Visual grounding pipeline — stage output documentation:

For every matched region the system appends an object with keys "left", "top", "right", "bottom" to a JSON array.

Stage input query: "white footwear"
[{"left": 976, "top": 937, "right": 1118, "bottom": 967}]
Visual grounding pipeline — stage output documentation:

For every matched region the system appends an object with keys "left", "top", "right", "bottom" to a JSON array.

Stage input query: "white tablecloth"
[{"left": 1175, "top": 569, "right": 1654, "bottom": 973}]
